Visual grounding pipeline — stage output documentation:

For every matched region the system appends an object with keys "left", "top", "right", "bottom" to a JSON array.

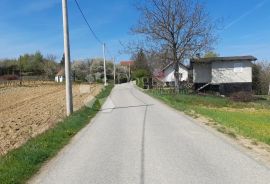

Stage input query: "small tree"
[
  {"left": 252, "top": 64, "right": 262, "bottom": 95},
  {"left": 132, "top": 0, "right": 216, "bottom": 90},
  {"left": 60, "top": 54, "right": 65, "bottom": 67},
  {"left": 204, "top": 51, "right": 219, "bottom": 58},
  {"left": 252, "top": 62, "right": 270, "bottom": 95},
  {"left": 18, "top": 51, "right": 44, "bottom": 75},
  {"left": 72, "top": 60, "right": 91, "bottom": 81},
  {"left": 89, "top": 59, "right": 114, "bottom": 82},
  {"left": 43, "top": 55, "right": 58, "bottom": 80}
]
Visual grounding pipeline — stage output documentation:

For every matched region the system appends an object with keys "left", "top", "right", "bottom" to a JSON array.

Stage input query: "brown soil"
[{"left": 0, "top": 83, "right": 102, "bottom": 155}]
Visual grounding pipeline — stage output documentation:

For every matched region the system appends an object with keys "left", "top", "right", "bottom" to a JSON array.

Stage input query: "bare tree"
[{"left": 132, "top": 0, "right": 216, "bottom": 90}]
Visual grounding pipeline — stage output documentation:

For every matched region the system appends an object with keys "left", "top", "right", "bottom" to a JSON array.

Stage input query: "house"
[
  {"left": 161, "top": 62, "right": 189, "bottom": 85},
  {"left": 120, "top": 61, "right": 134, "bottom": 67},
  {"left": 55, "top": 69, "right": 65, "bottom": 83},
  {"left": 191, "top": 56, "right": 257, "bottom": 95}
]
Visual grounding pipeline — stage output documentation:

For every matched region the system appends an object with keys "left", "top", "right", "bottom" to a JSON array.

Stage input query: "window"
[{"left": 234, "top": 63, "right": 243, "bottom": 72}]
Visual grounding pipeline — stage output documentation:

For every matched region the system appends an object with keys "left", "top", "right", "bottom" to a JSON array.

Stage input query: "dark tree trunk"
[{"left": 174, "top": 61, "right": 179, "bottom": 92}]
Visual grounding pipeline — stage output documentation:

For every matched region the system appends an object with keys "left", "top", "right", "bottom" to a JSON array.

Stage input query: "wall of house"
[
  {"left": 211, "top": 60, "right": 252, "bottom": 84},
  {"left": 55, "top": 76, "right": 59, "bottom": 82},
  {"left": 193, "top": 63, "right": 211, "bottom": 83},
  {"left": 163, "top": 65, "right": 188, "bottom": 82},
  {"left": 55, "top": 76, "right": 65, "bottom": 82}
]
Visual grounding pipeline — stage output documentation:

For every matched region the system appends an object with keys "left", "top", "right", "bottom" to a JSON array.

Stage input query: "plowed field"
[{"left": 0, "top": 83, "right": 102, "bottom": 155}]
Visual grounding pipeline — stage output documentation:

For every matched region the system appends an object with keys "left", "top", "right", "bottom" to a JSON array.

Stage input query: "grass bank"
[
  {"left": 148, "top": 90, "right": 270, "bottom": 145},
  {"left": 0, "top": 85, "right": 113, "bottom": 184}
]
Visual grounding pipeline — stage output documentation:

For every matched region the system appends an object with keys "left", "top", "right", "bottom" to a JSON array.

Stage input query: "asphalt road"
[{"left": 30, "top": 83, "right": 270, "bottom": 184}]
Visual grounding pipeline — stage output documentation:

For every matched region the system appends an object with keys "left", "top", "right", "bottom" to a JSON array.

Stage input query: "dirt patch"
[{"left": 0, "top": 83, "right": 102, "bottom": 155}]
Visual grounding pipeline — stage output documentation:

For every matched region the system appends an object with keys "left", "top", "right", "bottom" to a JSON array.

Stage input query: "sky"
[{"left": 0, "top": 0, "right": 269, "bottom": 62}]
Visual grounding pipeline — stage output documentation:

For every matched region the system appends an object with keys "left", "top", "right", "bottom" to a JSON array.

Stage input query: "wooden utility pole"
[
  {"left": 62, "top": 0, "right": 73, "bottom": 116},
  {"left": 103, "top": 43, "right": 107, "bottom": 86}
]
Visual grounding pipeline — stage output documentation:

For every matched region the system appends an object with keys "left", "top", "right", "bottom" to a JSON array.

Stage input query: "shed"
[
  {"left": 55, "top": 69, "right": 65, "bottom": 83},
  {"left": 191, "top": 56, "right": 257, "bottom": 95}
]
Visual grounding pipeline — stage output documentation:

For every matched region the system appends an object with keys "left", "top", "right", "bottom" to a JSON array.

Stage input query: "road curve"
[{"left": 30, "top": 83, "right": 270, "bottom": 184}]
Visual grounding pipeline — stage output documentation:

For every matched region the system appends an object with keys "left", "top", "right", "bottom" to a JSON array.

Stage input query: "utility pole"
[
  {"left": 268, "top": 82, "right": 270, "bottom": 95},
  {"left": 62, "top": 0, "right": 73, "bottom": 116},
  {"left": 103, "top": 43, "right": 107, "bottom": 86},
  {"left": 128, "top": 63, "right": 131, "bottom": 82},
  {"left": 113, "top": 57, "right": 116, "bottom": 85}
]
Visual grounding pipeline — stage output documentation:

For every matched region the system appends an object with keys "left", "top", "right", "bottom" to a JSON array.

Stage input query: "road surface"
[{"left": 30, "top": 83, "right": 270, "bottom": 184}]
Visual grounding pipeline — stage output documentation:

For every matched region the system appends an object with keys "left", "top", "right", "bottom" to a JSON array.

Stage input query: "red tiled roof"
[{"left": 120, "top": 61, "right": 134, "bottom": 66}]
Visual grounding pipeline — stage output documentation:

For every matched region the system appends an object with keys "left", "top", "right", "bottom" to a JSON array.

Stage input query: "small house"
[
  {"left": 162, "top": 62, "right": 189, "bottom": 85},
  {"left": 191, "top": 56, "right": 257, "bottom": 95},
  {"left": 55, "top": 69, "right": 65, "bottom": 83},
  {"left": 120, "top": 61, "right": 134, "bottom": 67}
]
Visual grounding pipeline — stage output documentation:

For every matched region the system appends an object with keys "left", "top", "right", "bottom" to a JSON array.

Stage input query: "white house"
[
  {"left": 55, "top": 69, "right": 65, "bottom": 83},
  {"left": 191, "top": 56, "right": 257, "bottom": 95},
  {"left": 162, "top": 62, "right": 189, "bottom": 85}
]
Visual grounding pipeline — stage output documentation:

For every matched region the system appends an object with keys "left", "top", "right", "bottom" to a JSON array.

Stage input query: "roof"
[
  {"left": 162, "top": 62, "right": 189, "bottom": 71},
  {"left": 56, "top": 69, "right": 65, "bottom": 76},
  {"left": 190, "top": 56, "right": 257, "bottom": 63},
  {"left": 153, "top": 69, "right": 164, "bottom": 78},
  {"left": 120, "top": 61, "right": 134, "bottom": 66}
]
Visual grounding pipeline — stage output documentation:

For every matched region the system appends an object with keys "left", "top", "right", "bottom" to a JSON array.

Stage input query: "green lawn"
[
  {"left": 148, "top": 90, "right": 270, "bottom": 145},
  {"left": 0, "top": 85, "right": 113, "bottom": 184}
]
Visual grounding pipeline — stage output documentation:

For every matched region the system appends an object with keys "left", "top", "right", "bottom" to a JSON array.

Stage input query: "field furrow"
[{"left": 0, "top": 83, "right": 102, "bottom": 155}]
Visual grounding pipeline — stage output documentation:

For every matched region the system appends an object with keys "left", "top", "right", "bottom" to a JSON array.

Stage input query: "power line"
[
  {"left": 73, "top": 0, "right": 103, "bottom": 45},
  {"left": 106, "top": 46, "right": 114, "bottom": 60},
  {"left": 73, "top": 0, "right": 118, "bottom": 80}
]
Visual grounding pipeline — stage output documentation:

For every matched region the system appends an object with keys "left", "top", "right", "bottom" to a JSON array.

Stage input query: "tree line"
[
  {"left": 0, "top": 51, "right": 59, "bottom": 80},
  {"left": 0, "top": 51, "right": 132, "bottom": 83}
]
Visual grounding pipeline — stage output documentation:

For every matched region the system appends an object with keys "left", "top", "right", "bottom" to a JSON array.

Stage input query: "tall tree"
[
  {"left": 252, "top": 64, "right": 262, "bottom": 95},
  {"left": 132, "top": 49, "right": 149, "bottom": 70},
  {"left": 60, "top": 54, "right": 65, "bottom": 67},
  {"left": 43, "top": 55, "right": 58, "bottom": 79},
  {"left": 132, "top": 0, "right": 216, "bottom": 90}
]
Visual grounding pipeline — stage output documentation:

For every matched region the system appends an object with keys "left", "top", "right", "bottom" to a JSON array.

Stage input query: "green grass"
[
  {"left": 148, "top": 90, "right": 270, "bottom": 145},
  {"left": 0, "top": 84, "right": 113, "bottom": 184}
]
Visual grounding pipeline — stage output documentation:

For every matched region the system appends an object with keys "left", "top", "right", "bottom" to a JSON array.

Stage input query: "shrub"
[
  {"left": 229, "top": 91, "right": 254, "bottom": 102},
  {"left": 132, "top": 69, "right": 150, "bottom": 79}
]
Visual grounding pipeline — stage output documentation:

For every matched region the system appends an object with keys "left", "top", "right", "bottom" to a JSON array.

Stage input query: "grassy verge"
[
  {"left": 0, "top": 84, "right": 113, "bottom": 184},
  {"left": 147, "top": 90, "right": 270, "bottom": 145}
]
